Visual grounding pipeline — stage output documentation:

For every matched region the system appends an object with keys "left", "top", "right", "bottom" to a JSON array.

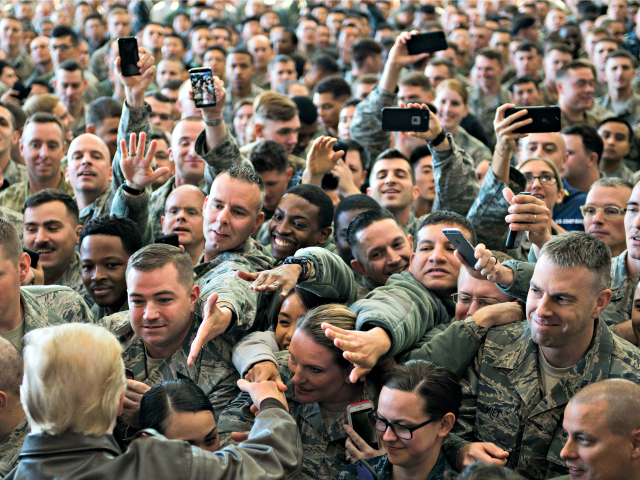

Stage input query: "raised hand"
[
  {"left": 187, "top": 293, "right": 233, "bottom": 366},
  {"left": 387, "top": 30, "right": 431, "bottom": 68},
  {"left": 494, "top": 104, "right": 532, "bottom": 159},
  {"left": 245, "top": 361, "right": 287, "bottom": 392},
  {"left": 115, "top": 47, "right": 156, "bottom": 107},
  {"left": 120, "top": 132, "right": 169, "bottom": 191},
  {"left": 304, "top": 136, "right": 345, "bottom": 185},
  {"left": 332, "top": 159, "right": 362, "bottom": 196},
  {"left": 189, "top": 75, "right": 226, "bottom": 121},
  {"left": 237, "top": 263, "right": 304, "bottom": 297},
  {"left": 402, "top": 102, "right": 446, "bottom": 144},
  {"left": 502, "top": 187, "right": 552, "bottom": 250},
  {"left": 454, "top": 243, "right": 514, "bottom": 286}
]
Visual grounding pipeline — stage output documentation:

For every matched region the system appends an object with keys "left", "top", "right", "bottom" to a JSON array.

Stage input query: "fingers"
[
  {"left": 502, "top": 187, "right": 516, "bottom": 206},
  {"left": 204, "top": 292, "right": 219, "bottom": 316},
  {"left": 237, "top": 270, "right": 259, "bottom": 282},
  {"left": 237, "top": 378, "right": 251, "bottom": 392},
  {"left": 230, "top": 432, "right": 250, "bottom": 442},
  {"left": 129, "top": 132, "right": 137, "bottom": 157},
  {"left": 187, "top": 334, "right": 204, "bottom": 366},
  {"left": 350, "top": 367, "right": 370, "bottom": 384},
  {"left": 125, "top": 379, "right": 151, "bottom": 394},
  {"left": 120, "top": 138, "right": 128, "bottom": 159},
  {"left": 483, "top": 443, "right": 510, "bottom": 459},
  {"left": 276, "top": 379, "right": 288, "bottom": 392},
  {"left": 115, "top": 56, "right": 122, "bottom": 75},
  {"left": 322, "top": 322, "right": 348, "bottom": 337}
]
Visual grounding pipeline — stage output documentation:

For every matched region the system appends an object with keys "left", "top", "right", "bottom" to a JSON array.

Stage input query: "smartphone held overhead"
[
  {"left": 381, "top": 108, "right": 430, "bottom": 132},
  {"left": 189, "top": 67, "right": 216, "bottom": 108},
  {"left": 504, "top": 106, "right": 561, "bottom": 134},
  {"left": 118, "top": 37, "right": 140, "bottom": 77},
  {"left": 406, "top": 31, "right": 448, "bottom": 55}
]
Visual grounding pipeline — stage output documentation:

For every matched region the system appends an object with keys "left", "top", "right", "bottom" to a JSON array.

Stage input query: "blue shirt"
[
  {"left": 553, "top": 178, "right": 586, "bottom": 232},
  {"left": 334, "top": 450, "right": 452, "bottom": 480}
]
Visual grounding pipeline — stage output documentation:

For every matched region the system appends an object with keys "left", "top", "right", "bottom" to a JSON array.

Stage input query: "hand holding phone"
[
  {"left": 406, "top": 31, "right": 448, "bottom": 56},
  {"left": 443, "top": 229, "right": 478, "bottom": 270},
  {"left": 505, "top": 192, "right": 531, "bottom": 249},
  {"left": 189, "top": 67, "right": 216, "bottom": 108},
  {"left": 118, "top": 37, "right": 140, "bottom": 77},
  {"left": 503, "top": 106, "right": 561, "bottom": 134},
  {"left": 347, "top": 401, "right": 379, "bottom": 450},
  {"left": 382, "top": 107, "right": 430, "bottom": 132},
  {"left": 155, "top": 233, "right": 180, "bottom": 248}
]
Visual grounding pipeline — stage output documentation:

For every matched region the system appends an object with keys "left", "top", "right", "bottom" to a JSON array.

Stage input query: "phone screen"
[
  {"left": 190, "top": 69, "right": 216, "bottom": 108},
  {"left": 118, "top": 37, "right": 140, "bottom": 77},
  {"left": 350, "top": 408, "right": 378, "bottom": 447}
]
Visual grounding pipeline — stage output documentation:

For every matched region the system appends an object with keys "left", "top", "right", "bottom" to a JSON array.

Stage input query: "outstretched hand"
[
  {"left": 187, "top": 293, "right": 233, "bottom": 366},
  {"left": 237, "top": 263, "right": 303, "bottom": 297},
  {"left": 494, "top": 104, "right": 531, "bottom": 159},
  {"left": 115, "top": 47, "right": 156, "bottom": 106},
  {"left": 304, "top": 136, "right": 345, "bottom": 185},
  {"left": 454, "top": 243, "right": 513, "bottom": 286},
  {"left": 120, "top": 132, "right": 168, "bottom": 191}
]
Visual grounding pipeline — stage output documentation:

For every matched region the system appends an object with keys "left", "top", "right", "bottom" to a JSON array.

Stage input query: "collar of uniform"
[
  {"left": 608, "top": 250, "right": 630, "bottom": 301},
  {"left": 78, "top": 184, "right": 114, "bottom": 218},
  {"left": 194, "top": 238, "right": 256, "bottom": 274},
  {"left": 0, "top": 416, "right": 28, "bottom": 455},
  {"left": 18, "top": 431, "right": 121, "bottom": 458}
]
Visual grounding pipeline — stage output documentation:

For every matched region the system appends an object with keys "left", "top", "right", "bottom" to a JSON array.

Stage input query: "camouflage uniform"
[
  {"left": 223, "top": 85, "right": 264, "bottom": 136},
  {"left": 56, "top": 250, "right": 91, "bottom": 305},
  {"left": 603, "top": 162, "right": 635, "bottom": 183},
  {"left": 89, "top": 43, "right": 109, "bottom": 82},
  {"left": 0, "top": 174, "right": 75, "bottom": 213},
  {"left": 596, "top": 92, "right": 640, "bottom": 127},
  {"left": 0, "top": 207, "right": 23, "bottom": 241},
  {"left": 2, "top": 160, "right": 27, "bottom": 187},
  {"left": 78, "top": 184, "right": 114, "bottom": 226},
  {"left": 468, "top": 86, "right": 511, "bottom": 149},
  {"left": 0, "top": 418, "right": 29, "bottom": 473},
  {"left": 90, "top": 300, "right": 128, "bottom": 322},
  {"left": 194, "top": 239, "right": 274, "bottom": 345},
  {"left": 451, "top": 127, "right": 493, "bottom": 167},
  {"left": 6, "top": 51, "right": 35, "bottom": 82},
  {"left": 335, "top": 451, "right": 452, "bottom": 480},
  {"left": 99, "top": 301, "right": 240, "bottom": 443},
  {"left": 538, "top": 83, "right": 558, "bottom": 107},
  {"left": 69, "top": 103, "right": 89, "bottom": 139},
  {"left": 218, "top": 349, "right": 380, "bottom": 480},
  {"left": 442, "top": 318, "right": 640, "bottom": 480},
  {"left": 350, "top": 86, "right": 394, "bottom": 164},
  {"left": 402, "top": 212, "right": 427, "bottom": 239}
]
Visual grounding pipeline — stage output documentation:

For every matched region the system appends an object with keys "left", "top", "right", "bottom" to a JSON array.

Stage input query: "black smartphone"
[
  {"left": 155, "top": 233, "right": 180, "bottom": 248},
  {"left": 24, "top": 248, "right": 39, "bottom": 268},
  {"left": 12, "top": 81, "right": 30, "bottom": 101},
  {"left": 118, "top": 37, "right": 140, "bottom": 77},
  {"left": 189, "top": 67, "right": 216, "bottom": 108},
  {"left": 406, "top": 31, "right": 448, "bottom": 56},
  {"left": 347, "top": 401, "right": 379, "bottom": 450},
  {"left": 504, "top": 106, "right": 561, "bottom": 134},
  {"left": 443, "top": 228, "right": 478, "bottom": 270},
  {"left": 356, "top": 461, "right": 379, "bottom": 480},
  {"left": 381, "top": 107, "right": 430, "bottom": 132},
  {"left": 505, "top": 192, "right": 531, "bottom": 249}
]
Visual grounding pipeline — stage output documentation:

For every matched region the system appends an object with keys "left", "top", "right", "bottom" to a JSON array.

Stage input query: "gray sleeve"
[
  {"left": 190, "top": 407, "right": 302, "bottom": 480},
  {"left": 349, "top": 86, "right": 396, "bottom": 163},
  {"left": 232, "top": 331, "right": 280, "bottom": 377},
  {"left": 497, "top": 260, "right": 534, "bottom": 302},
  {"left": 110, "top": 186, "right": 154, "bottom": 247},
  {"left": 112, "top": 102, "right": 152, "bottom": 192},
  {"left": 430, "top": 134, "right": 481, "bottom": 216}
]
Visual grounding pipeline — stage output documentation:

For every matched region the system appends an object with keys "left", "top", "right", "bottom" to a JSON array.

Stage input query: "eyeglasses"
[
  {"left": 164, "top": 206, "right": 202, "bottom": 217},
  {"left": 580, "top": 204, "right": 627, "bottom": 220},
  {"left": 150, "top": 112, "right": 172, "bottom": 121},
  {"left": 522, "top": 173, "right": 557, "bottom": 186},
  {"left": 451, "top": 293, "right": 501, "bottom": 308},
  {"left": 368, "top": 411, "right": 436, "bottom": 440}
]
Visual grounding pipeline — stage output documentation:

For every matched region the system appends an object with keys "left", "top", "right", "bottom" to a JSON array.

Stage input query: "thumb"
[
  {"left": 277, "top": 379, "right": 288, "bottom": 392},
  {"left": 204, "top": 293, "right": 219, "bottom": 316},
  {"left": 484, "top": 443, "right": 509, "bottom": 458},
  {"left": 349, "top": 367, "right": 369, "bottom": 384},
  {"left": 237, "top": 270, "right": 259, "bottom": 282},
  {"left": 502, "top": 187, "right": 516, "bottom": 206},
  {"left": 230, "top": 432, "right": 250, "bottom": 442},
  {"left": 187, "top": 335, "right": 203, "bottom": 366},
  {"left": 147, "top": 167, "right": 170, "bottom": 183}
]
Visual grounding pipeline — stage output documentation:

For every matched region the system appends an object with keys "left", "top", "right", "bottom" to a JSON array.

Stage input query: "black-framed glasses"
[
  {"left": 580, "top": 205, "right": 627, "bottom": 220},
  {"left": 522, "top": 173, "right": 557, "bottom": 186},
  {"left": 368, "top": 411, "right": 436, "bottom": 440}
]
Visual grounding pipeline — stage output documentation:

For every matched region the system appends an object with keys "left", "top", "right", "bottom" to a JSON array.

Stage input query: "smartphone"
[
  {"left": 356, "top": 461, "right": 379, "bottom": 480},
  {"left": 381, "top": 107, "right": 430, "bottom": 132},
  {"left": 155, "top": 233, "right": 180, "bottom": 248},
  {"left": 505, "top": 192, "right": 531, "bottom": 249},
  {"left": 347, "top": 400, "right": 379, "bottom": 450},
  {"left": 189, "top": 67, "right": 217, "bottom": 108},
  {"left": 443, "top": 228, "right": 478, "bottom": 271},
  {"left": 118, "top": 37, "right": 140, "bottom": 77},
  {"left": 406, "top": 31, "right": 448, "bottom": 56},
  {"left": 24, "top": 248, "right": 39, "bottom": 268},
  {"left": 504, "top": 106, "right": 561, "bottom": 134},
  {"left": 12, "top": 81, "right": 30, "bottom": 101},
  {"left": 125, "top": 368, "right": 135, "bottom": 380}
]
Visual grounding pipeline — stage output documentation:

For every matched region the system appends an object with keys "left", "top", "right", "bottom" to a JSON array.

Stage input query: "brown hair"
[{"left": 253, "top": 91, "right": 298, "bottom": 123}]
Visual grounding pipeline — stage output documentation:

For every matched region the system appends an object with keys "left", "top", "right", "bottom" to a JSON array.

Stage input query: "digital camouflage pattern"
[
  {"left": 2, "top": 160, "right": 27, "bottom": 187},
  {"left": 596, "top": 92, "right": 640, "bottom": 127},
  {"left": 21, "top": 285, "right": 93, "bottom": 330},
  {"left": 0, "top": 418, "right": 29, "bottom": 473},
  {"left": 90, "top": 299, "right": 128, "bottom": 322},
  {"left": 443, "top": 319, "right": 640, "bottom": 480},
  {"left": 451, "top": 127, "right": 492, "bottom": 167},
  {"left": 468, "top": 85, "right": 511, "bottom": 149},
  {"left": 349, "top": 86, "right": 394, "bottom": 163},
  {"left": 0, "top": 175, "right": 75, "bottom": 213},
  {"left": 194, "top": 239, "right": 273, "bottom": 345},
  {"left": 217, "top": 349, "right": 380, "bottom": 480},
  {"left": 0, "top": 207, "right": 23, "bottom": 241},
  {"left": 55, "top": 250, "right": 92, "bottom": 306},
  {"left": 78, "top": 184, "right": 114, "bottom": 226},
  {"left": 99, "top": 300, "right": 240, "bottom": 444},
  {"left": 560, "top": 110, "right": 608, "bottom": 130},
  {"left": 335, "top": 450, "right": 452, "bottom": 480}
]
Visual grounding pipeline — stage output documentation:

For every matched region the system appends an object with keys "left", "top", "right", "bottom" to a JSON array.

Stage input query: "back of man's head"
[
  {"left": 352, "top": 38, "right": 383, "bottom": 68},
  {"left": 334, "top": 193, "right": 380, "bottom": 226},
  {"left": 538, "top": 231, "right": 611, "bottom": 294},
  {"left": 253, "top": 91, "right": 298, "bottom": 123},
  {"left": 249, "top": 140, "right": 289, "bottom": 173},
  {"left": 22, "top": 323, "right": 126, "bottom": 436},
  {"left": 562, "top": 124, "right": 603, "bottom": 161},
  {"left": 85, "top": 97, "right": 123, "bottom": 127},
  {"left": 0, "top": 217, "right": 22, "bottom": 266},
  {"left": 313, "top": 53, "right": 339, "bottom": 76},
  {"left": 291, "top": 95, "right": 318, "bottom": 126},
  {"left": 314, "top": 75, "right": 351, "bottom": 99},
  {"left": 0, "top": 337, "right": 22, "bottom": 397}
]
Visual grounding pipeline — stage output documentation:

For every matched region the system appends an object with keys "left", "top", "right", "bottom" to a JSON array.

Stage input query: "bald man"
[
  {"left": 559, "top": 379, "right": 640, "bottom": 480},
  {"left": 248, "top": 35, "right": 273, "bottom": 90},
  {"left": 65, "top": 133, "right": 114, "bottom": 225},
  {"left": 0, "top": 337, "right": 27, "bottom": 475},
  {"left": 160, "top": 185, "right": 206, "bottom": 266}
]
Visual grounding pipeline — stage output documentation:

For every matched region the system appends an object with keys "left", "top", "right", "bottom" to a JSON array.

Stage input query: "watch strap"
[
  {"left": 430, "top": 129, "right": 447, "bottom": 147},
  {"left": 122, "top": 184, "right": 145, "bottom": 195}
]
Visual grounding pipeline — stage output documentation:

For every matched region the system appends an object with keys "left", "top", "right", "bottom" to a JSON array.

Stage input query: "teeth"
[
  {"left": 274, "top": 237, "right": 294, "bottom": 247},
  {"left": 37, "top": 249, "right": 53, "bottom": 253}
]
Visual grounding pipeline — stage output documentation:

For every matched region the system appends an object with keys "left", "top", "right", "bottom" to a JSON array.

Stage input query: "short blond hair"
[
  {"left": 21, "top": 323, "right": 126, "bottom": 436},
  {"left": 253, "top": 91, "right": 298, "bottom": 123},
  {"left": 23, "top": 94, "right": 61, "bottom": 118},
  {"left": 435, "top": 78, "right": 469, "bottom": 105}
]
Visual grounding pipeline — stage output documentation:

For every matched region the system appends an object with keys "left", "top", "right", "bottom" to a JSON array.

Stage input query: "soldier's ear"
[
  {"left": 351, "top": 258, "right": 367, "bottom": 278},
  {"left": 0, "top": 391, "right": 7, "bottom": 412}
]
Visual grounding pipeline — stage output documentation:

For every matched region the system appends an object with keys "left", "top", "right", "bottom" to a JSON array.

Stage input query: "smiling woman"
[{"left": 218, "top": 305, "right": 379, "bottom": 480}]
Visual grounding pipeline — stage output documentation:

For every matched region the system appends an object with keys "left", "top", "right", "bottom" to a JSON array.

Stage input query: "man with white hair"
[{"left": 5, "top": 322, "right": 301, "bottom": 479}]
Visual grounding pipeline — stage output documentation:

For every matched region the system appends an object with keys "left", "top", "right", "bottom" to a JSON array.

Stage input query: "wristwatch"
[
  {"left": 122, "top": 183, "right": 145, "bottom": 196},
  {"left": 282, "top": 257, "right": 310, "bottom": 281},
  {"left": 429, "top": 128, "right": 447, "bottom": 147}
]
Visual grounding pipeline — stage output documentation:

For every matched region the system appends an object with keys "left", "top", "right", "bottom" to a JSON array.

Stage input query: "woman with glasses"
[
  {"left": 218, "top": 304, "right": 378, "bottom": 480},
  {"left": 336, "top": 361, "right": 462, "bottom": 480}
]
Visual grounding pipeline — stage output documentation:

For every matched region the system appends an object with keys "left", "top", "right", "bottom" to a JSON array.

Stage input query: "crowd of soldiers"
[{"left": 1, "top": 0, "right": 640, "bottom": 479}]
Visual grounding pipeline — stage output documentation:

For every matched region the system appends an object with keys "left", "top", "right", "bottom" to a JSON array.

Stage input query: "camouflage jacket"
[
  {"left": 0, "top": 207, "right": 23, "bottom": 241},
  {"left": 223, "top": 84, "right": 264, "bottom": 136},
  {"left": 403, "top": 212, "right": 427, "bottom": 239},
  {"left": 90, "top": 299, "right": 128, "bottom": 322},
  {"left": 560, "top": 110, "right": 608, "bottom": 130},
  {"left": 349, "top": 85, "right": 394, "bottom": 164},
  {"left": 0, "top": 418, "right": 29, "bottom": 473},
  {"left": 603, "top": 162, "right": 635, "bottom": 184},
  {"left": 194, "top": 239, "right": 274, "bottom": 345},
  {"left": 55, "top": 250, "right": 91, "bottom": 305},
  {"left": 499, "top": 255, "right": 635, "bottom": 326},
  {"left": 538, "top": 83, "right": 558, "bottom": 107},
  {"left": 89, "top": 42, "right": 109, "bottom": 82},
  {"left": 468, "top": 86, "right": 511, "bottom": 149},
  {"left": 451, "top": 127, "right": 493, "bottom": 167},
  {"left": 335, "top": 450, "right": 452, "bottom": 480},
  {"left": 443, "top": 318, "right": 640, "bottom": 480},
  {"left": 2, "top": 160, "right": 27, "bottom": 187},
  {"left": 99, "top": 302, "right": 241, "bottom": 442},
  {"left": 0, "top": 174, "right": 75, "bottom": 213},
  {"left": 217, "top": 349, "right": 380, "bottom": 480},
  {"left": 429, "top": 133, "right": 481, "bottom": 217},
  {"left": 78, "top": 184, "right": 114, "bottom": 226},
  {"left": 596, "top": 92, "right": 640, "bottom": 127},
  {"left": 6, "top": 50, "right": 35, "bottom": 82},
  {"left": 21, "top": 285, "right": 93, "bottom": 329}
]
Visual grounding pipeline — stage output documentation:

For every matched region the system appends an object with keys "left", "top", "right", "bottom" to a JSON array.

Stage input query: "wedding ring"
[
  {"left": 272, "top": 281, "right": 281, "bottom": 289},
  {"left": 533, "top": 214, "right": 537, "bottom": 223},
  {"left": 130, "top": 150, "right": 136, "bottom": 156},
  {"left": 345, "top": 454, "right": 352, "bottom": 461}
]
